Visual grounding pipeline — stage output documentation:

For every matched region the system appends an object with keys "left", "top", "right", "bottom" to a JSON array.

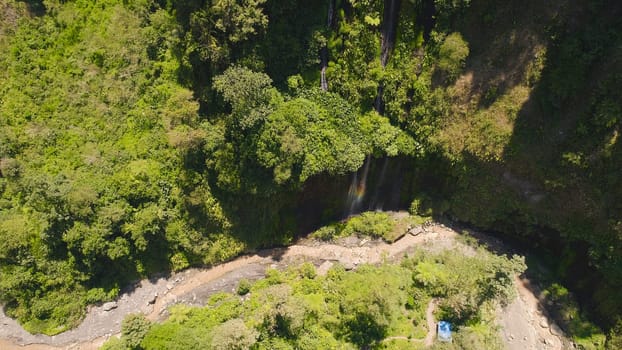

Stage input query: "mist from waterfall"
[
  {"left": 345, "top": 155, "right": 371, "bottom": 216},
  {"left": 369, "top": 156, "right": 390, "bottom": 210}
]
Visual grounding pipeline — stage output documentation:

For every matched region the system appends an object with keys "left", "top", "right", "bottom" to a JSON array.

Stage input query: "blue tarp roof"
[{"left": 438, "top": 321, "right": 452, "bottom": 342}]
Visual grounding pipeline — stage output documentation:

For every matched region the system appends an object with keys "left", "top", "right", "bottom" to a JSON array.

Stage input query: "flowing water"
[
  {"left": 344, "top": 0, "right": 405, "bottom": 216},
  {"left": 380, "top": 0, "right": 401, "bottom": 67},
  {"left": 320, "top": 0, "right": 335, "bottom": 91},
  {"left": 375, "top": 0, "right": 401, "bottom": 114}
]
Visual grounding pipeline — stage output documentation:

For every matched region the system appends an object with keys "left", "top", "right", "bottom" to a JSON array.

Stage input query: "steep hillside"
[
  {"left": 0, "top": 0, "right": 621, "bottom": 346},
  {"left": 428, "top": 0, "right": 622, "bottom": 329}
]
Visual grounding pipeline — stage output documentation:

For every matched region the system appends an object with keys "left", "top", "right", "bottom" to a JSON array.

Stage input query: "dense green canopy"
[{"left": 0, "top": 0, "right": 621, "bottom": 346}]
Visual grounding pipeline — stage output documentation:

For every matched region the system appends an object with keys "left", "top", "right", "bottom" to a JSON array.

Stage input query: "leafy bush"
[
  {"left": 607, "top": 320, "right": 622, "bottom": 350},
  {"left": 121, "top": 314, "right": 151, "bottom": 350},
  {"left": 437, "top": 32, "right": 469, "bottom": 82},
  {"left": 311, "top": 212, "right": 398, "bottom": 242},
  {"left": 410, "top": 196, "right": 433, "bottom": 217},
  {"left": 210, "top": 319, "right": 259, "bottom": 350},
  {"left": 342, "top": 211, "right": 395, "bottom": 241},
  {"left": 310, "top": 225, "right": 338, "bottom": 241},
  {"left": 237, "top": 279, "right": 252, "bottom": 295}
]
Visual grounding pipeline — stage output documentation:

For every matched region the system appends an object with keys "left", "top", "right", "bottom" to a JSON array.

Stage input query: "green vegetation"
[
  {"left": 1, "top": 0, "right": 621, "bottom": 346},
  {"left": 542, "top": 283, "right": 606, "bottom": 349},
  {"left": 436, "top": 32, "right": 470, "bottom": 82},
  {"left": 524, "top": 253, "right": 609, "bottom": 349},
  {"left": 311, "top": 211, "right": 433, "bottom": 243},
  {"left": 105, "top": 247, "right": 525, "bottom": 349},
  {"left": 312, "top": 211, "right": 396, "bottom": 242}
]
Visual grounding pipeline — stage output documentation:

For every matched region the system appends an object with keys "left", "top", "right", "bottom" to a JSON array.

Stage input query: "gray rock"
[
  {"left": 342, "top": 261, "right": 355, "bottom": 270},
  {"left": 550, "top": 323, "right": 564, "bottom": 336},
  {"left": 147, "top": 293, "right": 157, "bottom": 304},
  {"left": 409, "top": 226, "right": 424, "bottom": 236},
  {"left": 102, "top": 302, "right": 117, "bottom": 311},
  {"left": 317, "top": 261, "right": 334, "bottom": 276}
]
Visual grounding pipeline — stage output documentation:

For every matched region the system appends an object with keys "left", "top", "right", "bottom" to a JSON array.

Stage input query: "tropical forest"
[{"left": 0, "top": 0, "right": 621, "bottom": 349}]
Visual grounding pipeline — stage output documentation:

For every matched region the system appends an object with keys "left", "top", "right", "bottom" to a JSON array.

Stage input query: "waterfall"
[
  {"left": 343, "top": 0, "right": 404, "bottom": 216},
  {"left": 375, "top": 0, "right": 401, "bottom": 114},
  {"left": 320, "top": 0, "right": 335, "bottom": 91},
  {"left": 369, "top": 157, "right": 389, "bottom": 210},
  {"left": 421, "top": 0, "right": 436, "bottom": 42},
  {"left": 327, "top": 0, "right": 335, "bottom": 27},
  {"left": 320, "top": 57, "right": 328, "bottom": 91},
  {"left": 380, "top": 0, "right": 401, "bottom": 68},
  {"left": 374, "top": 85, "right": 385, "bottom": 115},
  {"left": 345, "top": 155, "right": 372, "bottom": 216}
]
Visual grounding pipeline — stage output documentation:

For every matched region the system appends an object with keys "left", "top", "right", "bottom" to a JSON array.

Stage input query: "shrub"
[
  {"left": 437, "top": 32, "right": 470, "bottom": 82},
  {"left": 0, "top": 157, "right": 21, "bottom": 178},
  {"left": 237, "top": 279, "right": 252, "bottom": 295},
  {"left": 210, "top": 319, "right": 259, "bottom": 350},
  {"left": 409, "top": 196, "right": 433, "bottom": 217},
  {"left": 170, "top": 252, "right": 190, "bottom": 272},
  {"left": 342, "top": 211, "right": 395, "bottom": 240},
  {"left": 311, "top": 225, "right": 338, "bottom": 241},
  {"left": 298, "top": 262, "right": 317, "bottom": 279},
  {"left": 122, "top": 313, "right": 151, "bottom": 350},
  {"left": 607, "top": 320, "right": 622, "bottom": 350}
]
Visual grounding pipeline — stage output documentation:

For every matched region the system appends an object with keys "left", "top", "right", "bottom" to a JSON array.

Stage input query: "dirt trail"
[
  {"left": 0, "top": 222, "right": 568, "bottom": 349},
  {"left": 498, "top": 276, "right": 570, "bottom": 350},
  {"left": 424, "top": 299, "right": 438, "bottom": 347}
]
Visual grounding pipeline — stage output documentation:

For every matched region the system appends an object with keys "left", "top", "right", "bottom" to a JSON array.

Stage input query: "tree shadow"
[
  {"left": 18, "top": 0, "right": 45, "bottom": 16},
  {"left": 434, "top": 0, "right": 566, "bottom": 109},
  {"left": 435, "top": 0, "right": 622, "bottom": 331}
]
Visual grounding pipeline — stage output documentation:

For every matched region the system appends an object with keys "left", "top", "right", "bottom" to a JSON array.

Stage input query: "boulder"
[
  {"left": 342, "top": 261, "right": 355, "bottom": 270},
  {"left": 102, "top": 301, "right": 117, "bottom": 311},
  {"left": 550, "top": 323, "right": 564, "bottom": 336},
  {"left": 540, "top": 318, "right": 549, "bottom": 328}
]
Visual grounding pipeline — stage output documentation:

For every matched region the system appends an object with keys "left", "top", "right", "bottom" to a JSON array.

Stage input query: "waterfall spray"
[
  {"left": 369, "top": 157, "right": 390, "bottom": 210},
  {"left": 345, "top": 155, "right": 372, "bottom": 216}
]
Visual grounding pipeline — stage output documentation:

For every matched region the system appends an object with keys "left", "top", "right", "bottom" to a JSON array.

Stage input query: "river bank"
[{"left": 0, "top": 220, "right": 570, "bottom": 349}]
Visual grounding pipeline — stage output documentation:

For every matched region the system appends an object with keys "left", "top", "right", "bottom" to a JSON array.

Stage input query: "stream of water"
[
  {"left": 345, "top": 0, "right": 403, "bottom": 215},
  {"left": 320, "top": 0, "right": 335, "bottom": 91}
]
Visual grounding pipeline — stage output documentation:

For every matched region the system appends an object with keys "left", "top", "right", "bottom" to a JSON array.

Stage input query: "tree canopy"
[{"left": 0, "top": 0, "right": 621, "bottom": 345}]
